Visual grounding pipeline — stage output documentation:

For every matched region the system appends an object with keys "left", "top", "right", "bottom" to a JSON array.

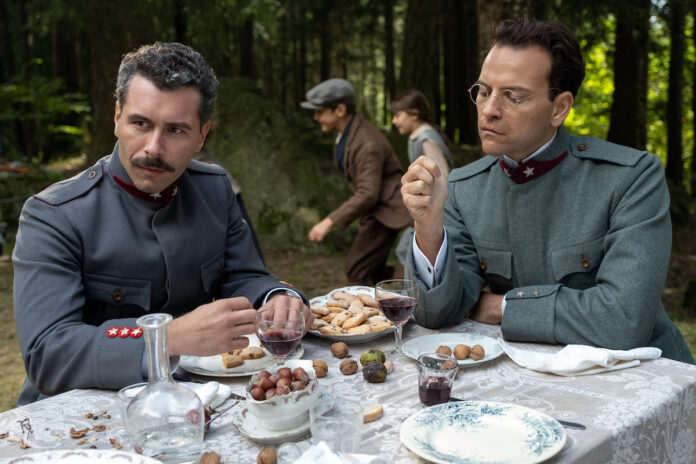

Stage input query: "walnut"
[
  {"left": 453, "top": 344, "right": 471, "bottom": 360},
  {"left": 471, "top": 344, "right": 485, "bottom": 361},
  {"left": 257, "top": 446, "right": 277, "bottom": 464},
  {"left": 331, "top": 342, "right": 349, "bottom": 358},
  {"left": 441, "top": 359, "right": 460, "bottom": 379},
  {"left": 200, "top": 451, "right": 223, "bottom": 464},
  {"left": 340, "top": 359, "right": 358, "bottom": 375},
  {"left": 313, "top": 360, "right": 328, "bottom": 378},
  {"left": 436, "top": 345, "right": 452, "bottom": 356}
]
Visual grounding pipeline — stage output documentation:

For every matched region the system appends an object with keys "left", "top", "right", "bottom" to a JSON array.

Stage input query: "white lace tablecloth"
[{"left": 2, "top": 320, "right": 696, "bottom": 463}]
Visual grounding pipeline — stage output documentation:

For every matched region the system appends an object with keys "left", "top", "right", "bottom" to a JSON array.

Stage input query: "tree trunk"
[
  {"left": 607, "top": 0, "right": 649, "bottom": 150},
  {"left": 442, "top": 0, "right": 478, "bottom": 145},
  {"left": 399, "top": 0, "right": 441, "bottom": 121},
  {"left": 239, "top": 14, "right": 254, "bottom": 78},
  {"left": 87, "top": 0, "right": 155, "bottom": 162},
  {"left": 173, "top": 0, "right": 187, "bottom": 44},
  {"left": 316, "top": 4, "right": 332, "bottom": 81},
  {"left": 383, "top": 0, "right": 395, "bottom": 126},
  {"left": 666, "top": 0, "right": 685, "bottom": 186},
  {"left": 476, "top": 0, "right": 535, "bottom": 61}
]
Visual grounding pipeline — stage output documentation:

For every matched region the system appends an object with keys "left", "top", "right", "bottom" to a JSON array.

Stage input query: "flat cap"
[{"left": 300, "top": 78, "right": 355, "bottom": 109}]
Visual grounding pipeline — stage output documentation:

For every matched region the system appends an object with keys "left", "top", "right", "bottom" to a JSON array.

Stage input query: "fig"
[
  {"left": 362, "top": 361, "right": 388, "bottom": 383},
  {"left": 360, "top": 349, "right": 386, "bottom": 366}
]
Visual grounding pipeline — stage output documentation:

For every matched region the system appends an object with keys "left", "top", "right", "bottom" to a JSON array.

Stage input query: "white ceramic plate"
[
  {"left": 232, "top": 391, "right": 332, "bottom": 444},
  {"left": 400, "top": 401, "right": 566, "bottom": 464},
  {"left": 179, "top": 334, "right": 304, "bottom": 377},
  {"left": 402, "top": 333, "right": 504, "bottom": 367},
  {"left": 308, "top": 286, "right": 398, "bottom": 343},
  {"left": 0, "top": 450, "right": 161, "bottom": 464}
]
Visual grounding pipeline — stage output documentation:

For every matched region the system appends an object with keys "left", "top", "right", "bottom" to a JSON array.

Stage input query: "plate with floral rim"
[{"left": 400, "top": 401, "right": 566, "bottom": 464}]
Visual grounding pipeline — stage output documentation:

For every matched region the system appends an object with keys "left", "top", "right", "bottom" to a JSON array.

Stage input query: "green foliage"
[
  {"left": 0, "top": 77, "right": 89, "bottom": 162},
  {"left": 207, "top": 77, "right": 352, "bottom": 252}
]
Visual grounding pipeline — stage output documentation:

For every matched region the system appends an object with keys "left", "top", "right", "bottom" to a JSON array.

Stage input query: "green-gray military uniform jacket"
[{"left": 407, "top": 127, "right": 694, "bottom": 364}]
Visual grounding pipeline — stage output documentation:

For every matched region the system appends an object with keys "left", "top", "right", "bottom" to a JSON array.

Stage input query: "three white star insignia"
[
  {"left": 523, "top": 166, "right": 535, "bottom": 177},
  {"left": 150, "top": 192, "right": 162, "bottom": 199}
]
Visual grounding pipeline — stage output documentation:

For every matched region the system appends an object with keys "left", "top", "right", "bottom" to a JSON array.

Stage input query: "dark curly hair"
[
  {"left": 487, "top": 18, "right": 586, "bottom": 99},
  {"left": 115, "top": 42, "right": 218, "bottom": 125}
]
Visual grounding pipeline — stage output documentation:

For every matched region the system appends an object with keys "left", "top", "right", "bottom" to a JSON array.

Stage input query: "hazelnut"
[
  {"left": 313, "top": 360, "right": 329, "bottom": 378},
  {"left": 331, "top": 342, "right": 350, "bottom": 358},
  {"left": 257, "top": 447, "right": 277, "bottom": 464},
  {"left": 436, "top": 345, "right": 452, "bottom": 356},
  {"left": 471, "top": 344, "right": 485, "bottom": 361},
  {"left": 453, "top": 344, "right": 471, "bottom": 360},
  {"left": 340, "top": 359, "right": 358, "bottom": 375}
]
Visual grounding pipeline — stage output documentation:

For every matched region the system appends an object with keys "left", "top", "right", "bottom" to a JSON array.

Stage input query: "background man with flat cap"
[
  {"left": 302, "top": 78, "right": 411, "bottom": 285},
  {"left": 13, "top": 42, "right": 313, "bottom": 405},
  {"left": 401, "top": 18, "right": 693, "bottom": 364}
]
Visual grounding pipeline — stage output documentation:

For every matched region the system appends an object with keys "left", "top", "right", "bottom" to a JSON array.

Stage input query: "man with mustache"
[
  {"left": 401, "top": 18, "right": 693, "bottom": 363},
  {"left": 12, "top": 42, "right": 313, "bottom": 405}
]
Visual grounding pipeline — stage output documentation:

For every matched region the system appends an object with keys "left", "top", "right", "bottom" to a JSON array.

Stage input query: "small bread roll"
[
  {"left": 240, "top": 346, "right": 265, "bottom": 359},
  {"left": 347, "top": 325, "right": 371, "bottom": 334},
  {"left": 221, "top": 353, "right": 243, "bottom": 368},
  {"left": 363, "top": 404, "right": 384, "bottom": 423},
  {"left": 343, "top": 312, "right": 368, "bottom": 329},
  {"left": 358, "top": 293, "right": 379, "bottom": 308}
]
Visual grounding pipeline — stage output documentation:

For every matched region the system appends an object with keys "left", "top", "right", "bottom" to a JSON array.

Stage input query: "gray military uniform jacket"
[
  {"left": 407, "top": 127, "right": 693, "bottom": 364},
  {"left": 13, "top": 144, "right": 296, "bottom": 404}
]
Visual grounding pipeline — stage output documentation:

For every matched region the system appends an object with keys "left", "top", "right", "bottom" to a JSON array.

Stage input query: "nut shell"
[
  {"left": 331, "top": 342, "right": 350, "bottom": 358},
  {"left": 436, "top": 345, "right": 452, "bottom": 356},
  {"left": 340, "top": 359, "right": 359, "bottom": 375},
  {"left": 471, "top": 344, "right": 485, "bottom": 361},
  {"left": 313, "top": 360, "right": 329, "bottom": 378},
  {"left": 257, "top": 447, "right": 277, "bottom": 464},
  {"left": 453, "top": 344, "right": 471, "bottom": 360}
]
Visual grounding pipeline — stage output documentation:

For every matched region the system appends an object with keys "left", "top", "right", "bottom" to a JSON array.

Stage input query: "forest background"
[{"left": 1, "top": 0, "right": 696, "bottom": 411}]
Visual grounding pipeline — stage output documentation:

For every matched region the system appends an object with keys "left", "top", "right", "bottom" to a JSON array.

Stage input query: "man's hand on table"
[
  {"left": 469, "top": 293, "right": 504, "bottom": 325},
  {"left": 401, "top": 155, "right": 448, "bottom": 264},
  {"left": 262, "top": 293, "right": 313, "bottom": 336},
  {"left": 167, "top": 297, "right": 256, "bottom": 357}
]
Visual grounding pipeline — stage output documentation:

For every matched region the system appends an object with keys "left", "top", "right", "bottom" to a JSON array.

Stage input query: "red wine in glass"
[
  {"left": 378, "top": 296, "right": 417, "bottom": 324},
  {"left": 258, "top": 329, "right": 302, "bottom": 358},
  {"left": 419, "top": 376, "right": 451, "bottom": 406}
]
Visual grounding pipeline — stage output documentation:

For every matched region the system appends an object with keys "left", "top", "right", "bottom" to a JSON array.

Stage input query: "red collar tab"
[
  {"left": 498, "top": 151, "right": 568, "bottom": 184},
  {"left": 113, "top": 176, "right": 178, "bottom": 205}
]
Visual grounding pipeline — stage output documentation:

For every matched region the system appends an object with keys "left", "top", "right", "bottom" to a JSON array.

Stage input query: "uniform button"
[
  {"left": 112, "top": 290, "right": 123, "bottom": 302},
  {"left": 580, "top": 258, "right": 591, "bottom": 269},
  {"left": 88, "top": 170, "right": 97, "bottom": 179},
  {"left": 480, "top": 261, "right": 487, "bottom": 271},
  {"left": 577, "top": 143, "right": 587, "bottom": 151}
]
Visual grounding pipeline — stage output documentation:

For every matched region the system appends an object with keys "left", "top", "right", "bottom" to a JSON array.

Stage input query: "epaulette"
[
  {"left": 187, "top": 159, "right": 228, "bottom": 175},
  {"left": 33, "top": 161, "right": 104, "bottom": 206},
  {"left": 448, "top": 155, "right": 498, "bottom": 182},
  {"left": 569, "top": 136, "right": 647, "bottom": 167}
]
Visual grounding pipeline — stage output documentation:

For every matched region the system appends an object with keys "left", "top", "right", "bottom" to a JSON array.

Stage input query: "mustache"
[{"left": 131, "top": 156, "right": 175, "bottom": 173}]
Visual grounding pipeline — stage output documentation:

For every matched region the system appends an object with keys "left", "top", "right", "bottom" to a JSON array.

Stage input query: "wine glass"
[
  {"left": 375, "top": 279, "right": 419, "bottom": 353},
  {"left": 255, "top": 306, "right": 305, "bottom": 366}
]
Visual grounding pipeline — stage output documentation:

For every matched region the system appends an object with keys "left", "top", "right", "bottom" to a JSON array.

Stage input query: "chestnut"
[
  {"left": 251, "top": 387, "right": 266, "bottom": 401},
  {"left": 276, "top": 377, "right": 292, "bottom": 389},
  {"left": 277, "top": 367, "right": 292, "bottom": 378},
  {"left": 257, "top": 370, "right": 272, "bottom": 379},
  {"left": 291, "top": 380, "right": 306, "bottom": 391},
  {"left": 275, "top": 385, "right": 290, "bottom": 396},
  {"left": 265, "top": 388, "right": 277, "bottom": 400}
]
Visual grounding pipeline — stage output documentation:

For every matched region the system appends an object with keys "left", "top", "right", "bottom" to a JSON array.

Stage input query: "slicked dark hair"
[
  {"left": 391, "top": 90, "right": 434, "bottom": 124},
  {"left": 115, "top": 42, "right": 218, "bottom": 126},
  {"left": 487, "top": 18, "right": 585, "bottom": 99}
]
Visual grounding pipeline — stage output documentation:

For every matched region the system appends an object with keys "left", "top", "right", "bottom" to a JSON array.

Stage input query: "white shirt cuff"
[
  {"left": 262, "top": 287, "right": 303, "bottom": 305},
  {"left": 501, "top": 294, "right": 507, "bottom": 316},
  {"left": 412, "top": 228, "right": 448, "bottom": 289}
]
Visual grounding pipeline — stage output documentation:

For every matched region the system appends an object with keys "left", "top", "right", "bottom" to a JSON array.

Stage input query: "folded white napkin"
[
  {"left": 499, "top": 339, "right": 661, "bottom": 376},
  {"left": 294, "top": 442, "right": 388, "bottom": 464},
  {"left": 122, "top": 381, "right": 234, "bottom": 408}
]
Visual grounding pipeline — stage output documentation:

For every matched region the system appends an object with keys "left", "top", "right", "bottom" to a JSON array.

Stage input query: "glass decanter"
[{"left": 126, "top": 313, "right": 204, "bottom": 464}]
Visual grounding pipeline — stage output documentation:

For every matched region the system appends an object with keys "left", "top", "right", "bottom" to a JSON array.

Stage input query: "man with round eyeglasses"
[{"left": 400, "top": 18, "right": 693, "bottom": 364}]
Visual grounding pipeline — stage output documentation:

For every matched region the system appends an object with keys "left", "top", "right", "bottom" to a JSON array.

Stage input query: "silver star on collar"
[
  {"left": 516, "top": 291, "right": 525, "bottom": 297},
  {"left": 523, "top": 166, "right": 535, "bottom": 177},
  {"left": 150, "top": 192, "right": 162, "bottom": 199}
]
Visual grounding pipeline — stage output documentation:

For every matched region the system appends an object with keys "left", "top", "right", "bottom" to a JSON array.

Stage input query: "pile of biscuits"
[
  {"left": 310, "top": 290, "right": 394, "bottom": 335},
  {"left": 220, "top": 346, "right": 265, "bottom": 368}
]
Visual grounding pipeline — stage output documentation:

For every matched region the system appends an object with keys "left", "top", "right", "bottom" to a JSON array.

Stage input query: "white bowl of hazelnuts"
[{"left": 245, "top": 359, "right": 321, "bottom": 431}]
